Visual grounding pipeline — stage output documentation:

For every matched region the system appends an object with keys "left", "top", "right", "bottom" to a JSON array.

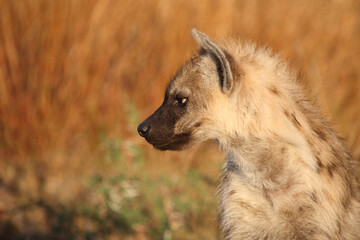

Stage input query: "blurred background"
[{"left": 0, "top": 0, "right": 359, "bottom": 239}]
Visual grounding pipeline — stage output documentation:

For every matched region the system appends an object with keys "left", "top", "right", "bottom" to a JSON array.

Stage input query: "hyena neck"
[
  {"left": 217, "top": 41, "right": 358, "bottom": 193},
  {"left": 218, "top": 87, "right": 356, "bottom": 194},
  {"left": 219, "top": 133, "right": 311, "bottom": 191}
]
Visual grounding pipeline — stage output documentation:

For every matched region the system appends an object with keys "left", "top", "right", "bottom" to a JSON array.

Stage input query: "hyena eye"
[{"left": 176, "top": 97, "right": 188, "bottom": 107}]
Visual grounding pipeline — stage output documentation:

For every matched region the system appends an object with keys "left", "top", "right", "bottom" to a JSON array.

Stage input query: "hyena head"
[{"left": 138, "top": 29, "right": 240, "bottom": 150}]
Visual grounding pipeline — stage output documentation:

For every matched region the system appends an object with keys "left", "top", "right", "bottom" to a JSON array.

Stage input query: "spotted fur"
[{"left": 138, "top": 29, "right": 360, "bottom": 239}]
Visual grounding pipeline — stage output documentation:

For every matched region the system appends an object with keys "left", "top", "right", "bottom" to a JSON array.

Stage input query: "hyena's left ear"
[{"left": 191, "top": 29, "right": 233, "bottom": 94}]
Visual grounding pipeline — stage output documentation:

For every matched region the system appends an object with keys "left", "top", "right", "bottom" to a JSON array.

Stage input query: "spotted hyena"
[{"left": 137, "top": 29, "right": 360, "bottom": 239}]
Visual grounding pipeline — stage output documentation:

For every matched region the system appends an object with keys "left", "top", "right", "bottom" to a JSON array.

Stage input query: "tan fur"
[
  {"left": 140, "top": 30, "right": 360, "bottom": 239},
  {"left": 176, "top": 38, "right": 359, "bottom": 239},
  {"left": 210, "top": 40, "right": 360, "bottom": 240}
]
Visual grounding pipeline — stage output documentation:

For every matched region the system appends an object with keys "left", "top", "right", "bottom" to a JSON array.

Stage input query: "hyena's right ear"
[{"left": 191, "top": 29, "right": 234, "bottom": 94}]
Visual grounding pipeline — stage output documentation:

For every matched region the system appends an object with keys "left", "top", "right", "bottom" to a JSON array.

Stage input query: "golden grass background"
[{"left": 0, "top": 0, "right": 359, "bottom": 239}]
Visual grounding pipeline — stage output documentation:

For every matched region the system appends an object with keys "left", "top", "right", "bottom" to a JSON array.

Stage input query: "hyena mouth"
[
  {"left": 152, "top": 142, "right": 174, "bottom": 151},
  {"left": 150, "top": 133, "right": 193, "bottom": 151},
  {"left": 153, "top": 142, "right": 182, "bottom": 151}
]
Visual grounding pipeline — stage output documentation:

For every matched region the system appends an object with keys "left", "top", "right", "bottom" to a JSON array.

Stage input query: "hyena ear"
[{"left": 191, "top": 29, "right": 233, "bottom": 94}]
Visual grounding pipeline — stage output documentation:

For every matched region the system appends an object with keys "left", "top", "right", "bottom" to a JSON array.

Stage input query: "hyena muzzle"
[{"left": 137, "top": 29, "right": 360, "bottom": 239}]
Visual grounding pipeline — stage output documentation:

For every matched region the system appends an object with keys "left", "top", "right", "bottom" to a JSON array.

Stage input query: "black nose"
[{"left": 137, "top": 123, "right": 151, "bottom": 137}]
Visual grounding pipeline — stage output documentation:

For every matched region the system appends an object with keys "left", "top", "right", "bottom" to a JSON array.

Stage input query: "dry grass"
[{"left": 0, "top": 0, "right": 359, "bottom": 239}]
